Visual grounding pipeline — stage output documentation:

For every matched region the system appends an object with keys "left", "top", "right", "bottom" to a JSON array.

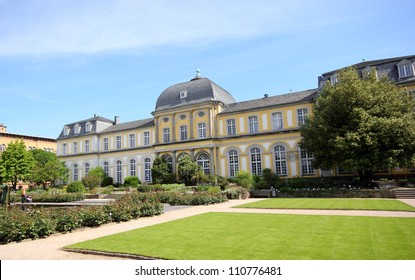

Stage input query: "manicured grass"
[
  {"left": 236, "top": 198, "right": 415, "bottom": 211},
  {"left": 66, "top": 212, "right": 415, "bottom": 259}
]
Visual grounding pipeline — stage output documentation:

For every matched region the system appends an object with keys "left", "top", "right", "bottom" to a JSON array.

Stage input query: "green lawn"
[
  {"left": 66, "top": 212, "right": 415, "bottom": 260},
  {"left": 236, "top": 198, "right": 415, "bottom": 211}
]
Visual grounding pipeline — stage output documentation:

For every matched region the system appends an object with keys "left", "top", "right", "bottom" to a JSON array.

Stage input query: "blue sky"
[{"left": 0, "top": 0, "right": 414, "bottom": 139}]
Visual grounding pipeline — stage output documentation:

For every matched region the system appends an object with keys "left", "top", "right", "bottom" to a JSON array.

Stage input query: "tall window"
[
  {"left": 144, "top": 158, "right": 152, "bottom": 182},
  {"left": 162, "top": 154, "right": 173, "bottom": 172},
  {"left": 274, "top": 145, "right": 287, "bottom": 176},
  {"left": 103, "top": 138, "right": 109, "bottom": 151},
  {"left": 85, "top": 122, "right": 92, "bottom": 132},
  {"left": 248, "top": 116, "right": 259, "bottom": 133},
  {"left": 85, "top": 163, "right": 90, "bottom": 176},
  {"left": 130, "top": 159, "right": 136, "bottom": 176},
  {"left": 227, "top": 119, "right": 236, "bottom": 135},
  {"left": 62, "top": 143, "right": 67, "bottom": 155},
  {"left": 84, "top": 140, "right": 90, "bottom": 152},
  {"left": 197, "top": 153, "right": 210, "bottom": 175},
  {"left": 116, "top": 160, "right": 122, "bottom": 183},
  {"left": 272, "top": 112, "right": 283, "bottom": 130},
  {"left": 129, "top": 134, "right": 136, "bottom": 148},
  {"left": 73, "top": 164, "right": 78, "bottom": 181},
  {"left": 228, "top": 150, "right": 239, "bottom": 177},
  {"left": 301, "top": 149, "right": 314, "bottom": 175},
  {"left": 144, "top": 131, "right": 150, "bottom": 146},
  {"left": 163, "top": 128, "right": 170, "bottom": 143},
  {"left": 399, "top": 64, "right": 412, "bottom": 77},
  {"left": 116, "top": 136, "right": 122, "bottom": 149},
  {"left": 297, "top": 108, "right": 308, "bottom": 126},
  {"left": 104, "top": 162, "right": 109, "bottom": 177},
  {"left": 198, "top": 123, "right": 206, "bottom": 138},
  {"left": 250, "top": 147, "right": 262, "bottom": 175},
  {"left": 180, "top": 125, "right": 188, "bottom": 141},
  {"left": 73, "top": 142, "right": 78, "bottom": 154}
]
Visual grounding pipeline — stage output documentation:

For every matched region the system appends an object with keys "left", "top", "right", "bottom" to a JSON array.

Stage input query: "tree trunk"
[{"left": 357, "top": 169, "right": 373, "bottom": 188}]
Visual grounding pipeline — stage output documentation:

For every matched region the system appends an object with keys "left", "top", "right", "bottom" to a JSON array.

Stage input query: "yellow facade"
[
  {"left": 57, "top": 55, "right": 415, "bottom": 184},
  {"left": 0, "top": 124, "right": 56, "bottom": 153}
]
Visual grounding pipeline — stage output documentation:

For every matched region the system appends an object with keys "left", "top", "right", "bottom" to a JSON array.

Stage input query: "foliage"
[
  {"left": 177, "top": 155, "right": 203, "bottom": 186},
  {"left": 124, "top": 176, "right": 140, "bottom": 187},
  {"left": 67, "top": 181, "right": 86, "bottom": 193},
  {"left": 101, "top": 176, "right": 113, "bottom": 187},
  {"left": 0, "top": 140, "right": 34, "bottom": 189},
  {"left": 234, "top": 171, "right": 254, "bottom": 189},
  {"left": 151, "top": 157, "right": 172, "bottom": 184},
  {"left": 82, "top": 167, "right": 105, "bottom": 190},
  {"left": 301, "top": 67, "right": 415, "bottom": 186},
  {"left": 30, "top": 149, "right": 68, "bottom": 188},
  {"left": 10, "top": 192, "right": 84, "bottom": 203},
  {"left": 223, "top": 186, "right": 250, "bottom": 199},
  {"left": 252, "top": 168, "right": 280, "bottom": 189}
]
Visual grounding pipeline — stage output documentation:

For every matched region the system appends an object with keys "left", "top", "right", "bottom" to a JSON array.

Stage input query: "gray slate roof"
[
  {"left": 100, "top": 118, "right": 154, "bottom": 134},
  {"left": 155, "top": 77, "right": 236, "bottom": 112},
  {"left": 220, "top": 89, "right": 318, "bottom": 115}
]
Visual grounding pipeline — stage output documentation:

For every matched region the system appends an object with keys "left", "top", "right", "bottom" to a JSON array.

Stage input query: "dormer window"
[
  {"left": 362, "top": 66, "right": 377, "bottom": 79},
  {"left": 397, "top": 59, "right": 414, "bottom": 78},
  {"left": 63, "top": 126, "right": 70, "bottom": 136},
  {"left": 180, "top": 90, "right": 188, "bottom": 99},
  {"left": 85, "top": 122, "right": 92, "bottom": 133},
  {"left": 74, "top": 123, "right": 81, "bottom": 135},
  {"left": 329, "top": 73, "right": 339, "bottom": 85}
]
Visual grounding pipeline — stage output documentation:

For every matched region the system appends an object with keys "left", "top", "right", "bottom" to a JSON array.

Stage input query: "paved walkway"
[{"left": 1, "top": 198, "right": 414, "bottom": 260}]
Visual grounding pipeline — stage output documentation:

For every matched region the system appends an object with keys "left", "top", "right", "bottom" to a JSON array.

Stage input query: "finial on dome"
[{"left": 196, "top": 69, "right": 201, "bottom": 78}]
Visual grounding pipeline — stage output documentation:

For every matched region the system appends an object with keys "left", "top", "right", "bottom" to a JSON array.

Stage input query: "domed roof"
[{"left": 154, "top": 75, "right": 236, "bottom": 112}]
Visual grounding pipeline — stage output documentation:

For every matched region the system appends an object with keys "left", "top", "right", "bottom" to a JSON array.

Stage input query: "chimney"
[
  {"left": 114, "top": 116, "right": 120, "bottom": 125},
  {"left": 0, "top": 123, "right": 6, "bottom": 133}
]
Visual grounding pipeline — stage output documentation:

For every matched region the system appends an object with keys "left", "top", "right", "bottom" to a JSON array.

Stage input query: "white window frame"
[
  {"left": 272, "top": 112, "right": 283, "bottom": 130},
  {"left": 198, "top": 122, "right": 206, "bottom": 139},
  {"left": 116, "top": 136, "right": 122, "bottom": 149},
  {"left": 116, "top": 160, "right": 123, "bottom": 183},
  {"left": 144, "top": 131, "right": 150, "bottom": 146},
  {"left": 85, "top": 122, "right": 92, "bottom": 133},
  {"left": 104, "top": 162, "right": 109, "bottom": 177},
  {"left": 248, "top": 116, "right": 259, "bottom": 133},
  {"left": 130, "top": 159, "right": 136, "bottom": 176},
  {"left": 84, "top": 140, "right": 90, "bottom": 153},
  {"left": 144, "top": 158, "right": 152, "bottom": 182},
  {"left": 129, "top": 133, "right": 136, "bottom": 148},
  {"left": 103, "top": 138, "right": 109, "bottom": 151},
  {"left": 250, "top": 147, "right": 262, "bottom": 176},
  {"left": 73, "top": 142, "right": 78, "bottom": 154},
  {"left": 228, "top": 149, "right": 239, "bottom": 177},
  {"left": 85, "top": 163, "right": 90, "bottom": 176},
  {"left": 196, "top": 153, "right": 210, "bottom": 175},
  {"left": 274, "top": 145, "right": 287, "bottom": 176},
  {"left": 227, "top": 119, "right": 236, "bottom": 136},
  {"left": 297, "top": 108, "right": 308, "bottom": 126},
  {"left": 73, "top": 164, "right": 78, "bottom": 181},
  {"left": 62, "top": 143, "right": 67, "bottom": 155},
  {"left": 163, "top": 128, "right": 170, "bottom": 143},
  {"left": 300, "top": 149, "right": 314, "bottom": 175},
  {"left": 180, "top": 125, "right": 188, "bottom": 141}
]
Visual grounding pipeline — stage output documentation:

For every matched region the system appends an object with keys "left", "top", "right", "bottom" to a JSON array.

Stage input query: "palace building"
[{"left": 57, "top": 55, "right": 415, "bottom": 184}]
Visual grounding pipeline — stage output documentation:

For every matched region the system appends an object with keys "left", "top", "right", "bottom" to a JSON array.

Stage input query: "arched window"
[
  {"left": 104, "top": 162, "right": 109, "bottom": 177},
  {"left": 197, "top": 153, "right": 210, "bottom": 175},
  {"left": 274, "top": 145, "right": 287, "bottom": 176},
  {"left": 162, "top": 154, "right": 173, "bottom": 172},
  {"left": 300, "top": 149, "right": 314, "bottom": 175},
  {"left": 73, "top": 164, "right": 79, "bottom": 181},
  {"left": 144, "top": 158, "right": 152, "bottom": 182},
  {"left": 85, "top": 163, "right": 90, "bottom": 176},
  {"left": 130, "top": 159, "right": 136, "bottom": 176},
  {"left": 228, "top": 149, "right": 239, "bottom": 177},
  {"left": 250, "top": 147, "right": 262, "bottom": 175},
  {"left": 116, "top": 160, "right": 122, "bottom": 183}
]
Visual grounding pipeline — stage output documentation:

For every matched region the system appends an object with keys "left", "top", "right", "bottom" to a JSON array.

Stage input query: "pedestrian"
[{"left": 21, "top": 186, "right": 27, "bottom": 203}]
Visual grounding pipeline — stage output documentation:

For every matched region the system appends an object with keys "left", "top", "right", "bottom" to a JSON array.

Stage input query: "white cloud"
[{"left": 0, "top": 0, "right": 349, "bottom": 56}]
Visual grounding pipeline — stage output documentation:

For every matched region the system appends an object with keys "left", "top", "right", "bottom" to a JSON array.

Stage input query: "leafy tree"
[
  {"left": 300, "top": 67, "right": 415, "bottom": 186},
  {"left": 30, "top": 149, "right": 68, "bottom": 188},
  {"left": 151, "top": 157, "right": 171, "bottom": 184},
  {"left": 177, "top": 154, "right": 203, "bottom": 186},
  {"left": 0, "top": 140, "right": 34, "bottom": 190},
  {"left": 124, "top": 176, "right": 140, "bottom": 187},
  {"left": 82, "top": 166, "right": 105, "bottom": 190},
  {"left": 235, "top": 171, "right": 254, "bottom": 189}
]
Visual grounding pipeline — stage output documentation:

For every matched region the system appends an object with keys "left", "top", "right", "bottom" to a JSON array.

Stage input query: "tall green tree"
[
  {"left": 151, "top": 157, "right": 171, "bottom": 184},
  {"left": 0, "top": 140, "right": 34, "bottom": 189},
  {"left": 30, "top": 149, "right": 68, "bottom": 188},
  {"left": 177, "top": 154, "right": 202, "bottom": 186},
  {"left": 300, "top": 67, "right": 415, "bottom": 186}
]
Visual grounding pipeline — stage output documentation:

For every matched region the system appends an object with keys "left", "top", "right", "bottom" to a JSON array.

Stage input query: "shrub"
[
  {"left": 67, "top": 181, "right": 86, "bottom": 193},
  {"left": 55, "top": 208, "right": 82, "bottom": 233},
  {"left": 235, "top": 171, "right": 253, "bottom": 189},
  {"left": 102, "top": 177, "right": 114, "bottom": 187},
  {"left": 124, "top": 176, "right": 141, "bottom": 187},
  {"left": 223, "top": 186, "right": 250, "bottom": 199}
]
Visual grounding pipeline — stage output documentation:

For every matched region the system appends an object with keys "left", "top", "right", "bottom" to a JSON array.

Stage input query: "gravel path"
[{"left": 1, "top": 198, "right": 414, "bottom": 260}]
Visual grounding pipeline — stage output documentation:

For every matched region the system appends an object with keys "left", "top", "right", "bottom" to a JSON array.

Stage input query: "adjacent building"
[{"left": 57, "top": 55, "right": 415, "bottom": 184}]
